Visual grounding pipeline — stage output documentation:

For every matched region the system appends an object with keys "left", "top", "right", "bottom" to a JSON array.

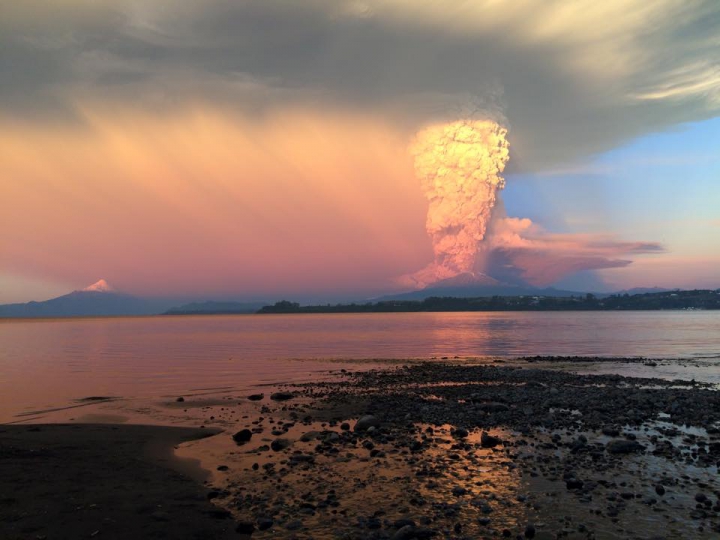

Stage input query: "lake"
[{"left": 1, "top": 311, "right": 719, "bottom": 422}]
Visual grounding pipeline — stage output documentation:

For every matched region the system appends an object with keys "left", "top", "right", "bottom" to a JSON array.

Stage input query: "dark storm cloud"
[{"left": 1, "top": 0, "right": 719, "bottom": 168}]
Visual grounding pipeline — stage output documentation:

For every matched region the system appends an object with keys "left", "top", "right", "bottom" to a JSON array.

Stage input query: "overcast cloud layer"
[{"left": 3, "top": 0, "right": 720, "bottom": 169}]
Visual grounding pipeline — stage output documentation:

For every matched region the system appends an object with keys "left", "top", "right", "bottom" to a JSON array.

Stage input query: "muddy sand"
[{"left": 0, "top": 424, "right": 236, "bottom": 540}]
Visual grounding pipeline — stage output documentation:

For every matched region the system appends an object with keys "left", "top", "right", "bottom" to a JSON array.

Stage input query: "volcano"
[{"left": 0, "top": 280, "right": 177, "bottom": 318}]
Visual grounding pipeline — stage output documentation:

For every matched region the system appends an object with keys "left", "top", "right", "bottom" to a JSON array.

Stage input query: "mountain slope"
[
  {"left": 0, "top": 281, "right": 176, "bottom": 318},
  {"left": 378, "top": 274, "right": 586, "bottom": 301}
]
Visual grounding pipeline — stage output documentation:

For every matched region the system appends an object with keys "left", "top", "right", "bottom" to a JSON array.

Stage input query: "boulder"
[
  {"left": 606, "top": 439, "right": 644, "bottom": 454},
  {"left": 232, "top": 429, "right": 253, "bottom": 445},
  {"left": 270, "top": 438, "right": 292, "bottom": 451},
  {"left": 481, "top": 432, "right": 502, "bottom": 448},
  {"left": 354, "top": 415, "right": 381, "bottom": 432}
]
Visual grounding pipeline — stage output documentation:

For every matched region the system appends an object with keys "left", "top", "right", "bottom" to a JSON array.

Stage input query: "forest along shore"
[{"left": 199, "top": 362, "right": 720, "bottom": 539}]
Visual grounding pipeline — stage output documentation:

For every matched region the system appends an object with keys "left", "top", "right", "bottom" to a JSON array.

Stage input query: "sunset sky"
[{"left": 1, "top": 1, "right": 719, "bottom": 303}]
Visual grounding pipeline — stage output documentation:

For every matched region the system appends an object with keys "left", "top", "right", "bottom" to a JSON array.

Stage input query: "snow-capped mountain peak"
[{"left": 81, "top": 279, "right": 115, "bottom": 293}]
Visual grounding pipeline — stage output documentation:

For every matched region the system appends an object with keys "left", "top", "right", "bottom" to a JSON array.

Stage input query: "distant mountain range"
[
  {"left": 0, "top": 280, "right": 178, "bottom": 318},
  {"left": 376, "top": 272, "right": 587, "bottom": 301},
  {"left": 0, "top": 277, "right": 706, "bottom": 319},
  {"left": 0, "top": 280, "right": 264, "bottom": 318}
]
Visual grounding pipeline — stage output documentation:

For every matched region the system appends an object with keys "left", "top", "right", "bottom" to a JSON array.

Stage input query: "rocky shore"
[
  {"left": 2, "top": 359, "right": 719, "bottom": 539},
  {"left": 203, "top": 362, "right": 720, "bottom": 539}
]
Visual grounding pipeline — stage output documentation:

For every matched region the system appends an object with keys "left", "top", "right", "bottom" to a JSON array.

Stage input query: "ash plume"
[{"left": 401, "top": 116, "right": 509, "bottom": 288}]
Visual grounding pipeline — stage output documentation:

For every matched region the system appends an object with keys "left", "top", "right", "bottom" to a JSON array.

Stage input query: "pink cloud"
[{"left": 478, "top": 215, "right": 664, "bottom": 286}]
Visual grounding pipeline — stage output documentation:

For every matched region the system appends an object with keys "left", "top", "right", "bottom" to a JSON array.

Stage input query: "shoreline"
[
  {"left": 186, "top": 362, "right": 720, "bottom": 538},
  {"left": 1, "top": 307, "right": 719, "bottom": 322},
  {"left": 2, "top": 359, "right": 719, "bottom": 539}
]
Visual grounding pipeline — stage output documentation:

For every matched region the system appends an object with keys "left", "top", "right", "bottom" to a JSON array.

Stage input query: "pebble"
[
  {"left": 270, "top": 391, "right": 294, "bottom": 401},
  {"left": 232, "top": 429, "right": 253, "bottom": 444}
]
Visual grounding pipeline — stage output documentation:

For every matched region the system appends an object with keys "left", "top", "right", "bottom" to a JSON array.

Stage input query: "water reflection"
[{"left": 1, "top": 312, "right": 719, "bottom": 422}]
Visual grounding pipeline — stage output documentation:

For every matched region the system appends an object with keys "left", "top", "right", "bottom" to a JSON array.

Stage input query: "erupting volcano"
[{"left": 401, "top": 116, "right": 509, "bottom": 288}]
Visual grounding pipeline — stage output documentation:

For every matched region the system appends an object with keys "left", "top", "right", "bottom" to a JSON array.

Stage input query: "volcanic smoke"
[{"left": 402, "top": 118, "right": 510, "bottom": 288}]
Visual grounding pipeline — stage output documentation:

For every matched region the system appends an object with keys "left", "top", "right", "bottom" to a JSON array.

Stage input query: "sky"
[{"left": 1, "top": 1, "right": 719, "bottom": 303}]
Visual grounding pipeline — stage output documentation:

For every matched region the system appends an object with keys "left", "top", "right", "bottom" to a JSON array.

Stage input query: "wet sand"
[
  {"left": 2, "top": 358, "right": 719, "bottom": 539},
  {"left": 0, "top": 424, "right": 236, "bottom": 540}
]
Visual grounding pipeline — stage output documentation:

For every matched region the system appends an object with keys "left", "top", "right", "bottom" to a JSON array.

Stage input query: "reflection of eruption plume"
[{"left": 403, "top": 118, "right": 509, "bottom": 288}]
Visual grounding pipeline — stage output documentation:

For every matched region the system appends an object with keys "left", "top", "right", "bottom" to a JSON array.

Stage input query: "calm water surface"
[{"left": 1, "top": 311, "right": 719, "bottom": 422}]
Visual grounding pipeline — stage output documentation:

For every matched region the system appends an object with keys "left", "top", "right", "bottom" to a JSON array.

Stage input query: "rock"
[
  {"left": 390, "top": 525, "right": 437, "bottom": 540},
  {"left": 289, "top": 454, "right": 315, "bottom": 464},
  {"left": 606, "top": 439, "right": 644, "bottom": 454},
  {"left": 285, "top": 520, "right": 302, "bottom": 530},
  {"left": 695, "top": 493, "right": 707, "bottom": 503},
  {"left": 481, "top": 432, "right": 502, "bottom": 448},
  {"left": 216, "top": 465, "right": 229, "bottom": 471},
  {"left": 175, "top": 396, "right": 185, "bottom": 402},
  {"left": 602, "top": 426, "right": 620, "bottom": 437},
  {"left": 340, "top": 422, "right": 351, "bottom": 431},
  {"left": 247, "top": 393, "right": 264, "bottom": 401},
  {"left": 257, "top": 518, "right": 273, "bottom": 531},
  {"left": 566, "top": 479, "right": 584, "bottom": 490},
  {"left": 271, "top": 438, "right": 292, "bottom": 451},
  {"left": 478, "top": 402, "right": 510, "bottom": 413},
  {"left": 525, "top": 523, "right": 536, "bottom": 538},
  {"left": 453, "top": 427, "right": 469, "bottom": 438},
  {"left": 655, "top": 484, "right": 666, "bottom": 496},
  {"left": 354, "top": 415, "right": 381, "bottom": 432},
  {"left": 232, "top": 429, "right": 253, "bottom": 445},
  {"left": 392, "top": 525, "right": 416, "bottom": 540},
  {"left": 270, "top": 391, "right": 294, "bottom": 401},
  {"left": 236, "top": 521, "right": 255, "bottom": 534}
]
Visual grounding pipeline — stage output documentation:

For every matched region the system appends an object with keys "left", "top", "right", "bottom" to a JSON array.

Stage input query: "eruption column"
[{"left": 407, "top": 119, "right": 509, "bottom": 287}]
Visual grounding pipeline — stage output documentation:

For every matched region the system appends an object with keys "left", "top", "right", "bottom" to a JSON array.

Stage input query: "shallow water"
[{"left": 1, "top": 311, "right": 719, "bottom": 422}]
